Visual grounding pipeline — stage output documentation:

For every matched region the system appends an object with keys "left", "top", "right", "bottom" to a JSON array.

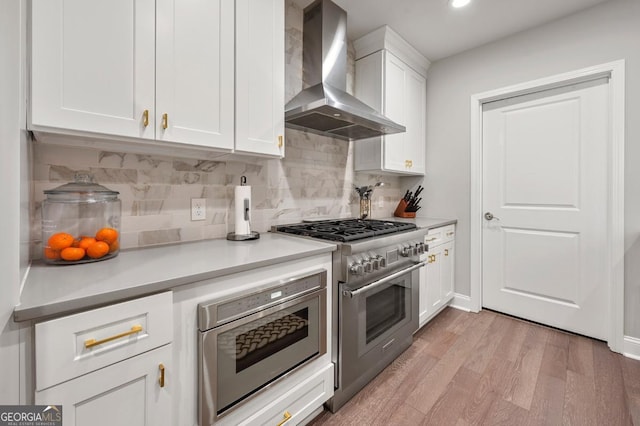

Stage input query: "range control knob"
[
  {"left": 372, "top": 257, "right": 381, "bottom": 270},
  {"left": 349, "top": 262, "right": 364, "bottom": 276},
  {"left": 378, "top": 255, "right": 387, "bottom": 268},
  {"left": 400, "top": 246, "right": 411, "bottom": 257},
  {"left": 416, "top": 243, "right": 425, "bottom": 255},
  {"left": 363, "top": 259, "right": 373, "bottom": 273}
]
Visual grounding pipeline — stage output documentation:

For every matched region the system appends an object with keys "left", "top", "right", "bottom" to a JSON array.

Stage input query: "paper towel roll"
[{"left": 234, "top": 185, "right": 251, "bottom": 235}]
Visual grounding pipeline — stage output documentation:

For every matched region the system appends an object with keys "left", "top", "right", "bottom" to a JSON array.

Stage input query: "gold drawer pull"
[
  {"left": 159, "top": 363, "right": 165, "bottom": 388},
  {"left": 277, "top": 411, "right": 292, "bottom": 426},
  {"left": 447, "top": 231, "right": 455, "bottom": 236},
  {"left": 426, "top": 237, "right": 437, "bottom": 242},
  {"left": 278, "top": 135, "right": 283, "bottom": 148},
  {"left": 142, "top": 110, "right": 149, "bottom": 127},
  {"left": 162, "top": 113, "right": 168, "bottom": 129},
  {"left": 445, "top": 249, "right": 449, "bottom": 256},
  {"left": 84, "top": 325, "right": 143, "bottom": 349}
]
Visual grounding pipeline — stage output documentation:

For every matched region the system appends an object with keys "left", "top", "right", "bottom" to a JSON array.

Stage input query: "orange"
[
  {"left": 44, "top": 246, "right": 61, "bottom": 260},
  {"left": 95, "top": 228, "right": 119, "bottom": 245},
  {"left": 77, "top": 237, "right": 97, "bottom": 250},
  {"left": 108, "top": 240, "right": 120, "bottom": 253},
  {"left": 47, "top": 232, "right": 75, "bottom": 250},
  {"left": 60, "top": 247, "right": 86, "bottom": 261},
  {"left": 86, "top": 241, "right": 110, "bottom": 259}
]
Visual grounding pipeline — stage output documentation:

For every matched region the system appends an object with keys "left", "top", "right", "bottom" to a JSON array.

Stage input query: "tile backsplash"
[{"left": 30, "top": 0, "right": 406, "bottom": 255}]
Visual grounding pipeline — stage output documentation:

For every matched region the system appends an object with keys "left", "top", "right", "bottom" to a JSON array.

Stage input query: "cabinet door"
[
  {"left": 36, "top": 345, "right": 172, "bottom": 426},
  {"left": 405, "top": 68, "right": 426, "bottom": 174},
  {"left": 419, "top": 255, "right": 429, "bottom": 327},
  {"left": 31, "top": 0, "right": 155, "bottom": 139},
  {"left": 441, "top": 241, "right": 455, "bottom": 302},
  {"left": 235, "top": 0, "right": 285, "bottom": 157},
  {"left": 156, "top": 0, "right": 235, "bottom": 150},
  {"left": 382, "top": 51, "right": 408, "bottom": 172},
  {"left": 426, "top": 244, "right": 444, "bottom": 314}
]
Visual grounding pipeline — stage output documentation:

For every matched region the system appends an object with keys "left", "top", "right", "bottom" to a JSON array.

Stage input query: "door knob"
[{"left": 484, "top": 212, "right": 500, "bottom": 221}]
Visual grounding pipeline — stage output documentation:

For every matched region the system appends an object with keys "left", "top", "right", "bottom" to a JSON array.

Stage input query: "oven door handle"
[{"left": 342, "top": 261, "right": 426, "bottom": 298}]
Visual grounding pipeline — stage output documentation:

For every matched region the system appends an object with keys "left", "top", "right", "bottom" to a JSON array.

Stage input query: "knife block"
[{"left": 393, "top": 199, "right": 416, "bottom": 218}]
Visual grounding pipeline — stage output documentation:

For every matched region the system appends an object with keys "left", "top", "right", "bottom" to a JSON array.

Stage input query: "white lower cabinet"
[
  {"left": 35, "top": 344, "right": 172, "bottom": 426},
  {"left": 33, "top": 292, "right": 173, "bottom": 426},
  {"left": 419, "top": 225, "right": 456, "bottom": 328},
  {"left": 241, "top": 363, "right": 334, "bottom": 426}
]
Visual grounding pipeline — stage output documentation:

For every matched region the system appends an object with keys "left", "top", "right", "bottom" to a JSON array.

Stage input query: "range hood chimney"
[{"left": 285, "top": 0, "right": 405, "bottom": 141}]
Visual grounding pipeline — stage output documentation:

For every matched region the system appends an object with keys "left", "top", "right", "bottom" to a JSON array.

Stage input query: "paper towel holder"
[{"left": 227, "top": 175, "right": 260, "bottom": 241}]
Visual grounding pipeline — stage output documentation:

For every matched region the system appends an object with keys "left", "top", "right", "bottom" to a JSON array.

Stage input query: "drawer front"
[
  {"left": 425, "top": 224, "right": 456, "bottom": 247},
  {"left": 36, "top": 292, "right": 173, "bottom": 391},
  {"left": 240, "top": 363, "right": 334, "bottom": 426}
]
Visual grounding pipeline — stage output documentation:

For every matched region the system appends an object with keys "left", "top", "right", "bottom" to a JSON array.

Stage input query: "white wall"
[
  {"left": 422, "top": 0, "right": 640, "bottom": 337},
  {"left": 0, "top": 0, "right": 30, "bottom": 404}
]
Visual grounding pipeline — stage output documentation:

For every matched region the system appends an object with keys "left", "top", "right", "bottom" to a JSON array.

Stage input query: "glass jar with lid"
[{"left": 42, "top": 173, "right": 121, "bottom": 264}]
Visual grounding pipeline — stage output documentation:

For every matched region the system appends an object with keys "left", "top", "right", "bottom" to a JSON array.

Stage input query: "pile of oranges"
[{"left": 45, "top": 227, "right": 119, "bottom": 263}]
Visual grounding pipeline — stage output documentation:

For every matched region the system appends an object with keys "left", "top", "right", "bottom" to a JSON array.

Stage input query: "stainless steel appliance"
[
  {"left": 273, "top": 219, "right": 426, "bottom": 412},
  {"left": 197, "top": 270, "right": 327, "bottom": 424},
  {"left": 284, "top": 0, "right": 405, "bottom": 140}
]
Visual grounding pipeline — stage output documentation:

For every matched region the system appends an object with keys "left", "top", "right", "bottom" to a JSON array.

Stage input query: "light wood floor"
[{"left": 309, "top": 308, "right": 640, "bottom": 425}]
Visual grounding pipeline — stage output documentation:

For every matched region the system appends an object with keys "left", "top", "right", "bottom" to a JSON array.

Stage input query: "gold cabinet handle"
[
  {"left": 143, "top": 110, "right": 149, "bottom": 127},
  {"left": 162, "top": 113, "right": 168, "bottom": 129},
  {"left": 447, "top": 231, "right": 455, "bottom": 236},
  {"left": 426, "top": 237, "right": 437, "bottom": 242},
  {"left": 84, "top": 325, "right": 143, "bottom": 349},
  {"left": 445, "top": 249, "right": 449, "bottom": 256},
  {"left": 159, "top": 363, "right": 165, "bottom": 388},
  {"left": 277, "top": 411, "right": 292, "bottom": 426},
  {"left": 278, "top": 135, "right": 283, "bottom": 148}
]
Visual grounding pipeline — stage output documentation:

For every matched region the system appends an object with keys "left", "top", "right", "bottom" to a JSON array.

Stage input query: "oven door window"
[
  {"left": 355, "top": 274, "right": 412, "bottom": 356},
  {"left": 207, "top": 292, "right": 323, "bottom": 417},
  {"left": 366, "top": 282, "right": 406, "bottom": 343}
]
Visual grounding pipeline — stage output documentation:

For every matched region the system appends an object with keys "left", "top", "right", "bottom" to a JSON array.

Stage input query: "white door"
[
  {"left": 155, "top": 0, "right": 235, "bottom": 149},
  {"left": 30, "top": 0, "right": 155, "bottom": 139},
  {"left": 482, "top": 78, "right": 609, "bottom": 340},
  {"left": 235, "top": 0, "right": 285, "bottom": 157}
]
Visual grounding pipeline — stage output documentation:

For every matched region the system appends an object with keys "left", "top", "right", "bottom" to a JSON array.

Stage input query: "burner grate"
[{"left": 275, "top": 219, "right": 416, "bottom": 242}]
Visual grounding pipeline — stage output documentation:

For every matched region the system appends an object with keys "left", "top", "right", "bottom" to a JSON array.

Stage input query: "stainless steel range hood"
[{"left": 285, "top": 0, "right": 405, "bottom": 141}]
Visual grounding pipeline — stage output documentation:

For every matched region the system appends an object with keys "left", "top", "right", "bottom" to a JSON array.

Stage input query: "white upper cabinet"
[
  {"left": 156, "top": 0, "right": 235, "bottom": 150},
  {"left": 30, "top": 0, "right": 284, "bottom": 157},
  {"left": 235, "top": 0, "right": 285, "bottom": 157},
  {"left": 354, "top": 26, "right": 429, "bottom": 175},
  {"left": 30, "top": 0, "right": 156, "bottom": 140}
]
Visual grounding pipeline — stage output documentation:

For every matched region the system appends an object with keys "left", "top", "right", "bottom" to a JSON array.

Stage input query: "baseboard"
[
  {"left": 623, "top": 336, "right": 640, "bottom": 360},
  {"left": 449, "top": 293, "right": 473, "bottom": 312}
]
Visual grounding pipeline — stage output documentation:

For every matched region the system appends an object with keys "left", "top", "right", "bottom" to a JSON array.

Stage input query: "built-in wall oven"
[{"left": 197, "top": 270, "right": 327, "bottom": 424}]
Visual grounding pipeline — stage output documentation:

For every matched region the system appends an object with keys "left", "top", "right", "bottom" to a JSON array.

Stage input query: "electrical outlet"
[{"left": 191, "top": 198, "right": 206, "bottom": 221}]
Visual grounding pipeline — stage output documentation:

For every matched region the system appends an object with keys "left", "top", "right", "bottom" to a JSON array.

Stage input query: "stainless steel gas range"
[{"left": 273, "top": 219, "right": 427, "bottom": 412}]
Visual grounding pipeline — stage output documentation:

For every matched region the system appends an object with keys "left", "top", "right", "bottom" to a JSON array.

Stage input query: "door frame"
[{"left": 469, "top": 60, "right": 625, "bottom": 352}]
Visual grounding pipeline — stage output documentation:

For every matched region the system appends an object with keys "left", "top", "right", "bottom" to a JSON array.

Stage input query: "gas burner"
[{"left": 274, "top": 219, "right": 416, "bottom": 242}]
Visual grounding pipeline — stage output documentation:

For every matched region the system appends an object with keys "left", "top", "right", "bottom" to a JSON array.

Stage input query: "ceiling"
[{"left": 293, "top": 0, "right": 613, "bottom": 61}]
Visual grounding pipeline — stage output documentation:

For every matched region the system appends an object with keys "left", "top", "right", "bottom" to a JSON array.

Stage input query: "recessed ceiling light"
[{"left": 451, "top": 0, "right": 471, "bottom": 8}]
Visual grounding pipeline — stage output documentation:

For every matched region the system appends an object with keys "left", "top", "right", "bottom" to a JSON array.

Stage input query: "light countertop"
[
  {"left": 15, "top": 233, "right": 336, "bottom": 322},
  {"left": 381, "top": 216, "right": 457, "bottom": 229}
]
